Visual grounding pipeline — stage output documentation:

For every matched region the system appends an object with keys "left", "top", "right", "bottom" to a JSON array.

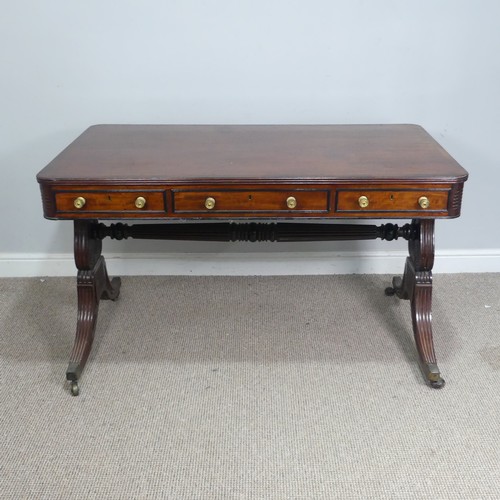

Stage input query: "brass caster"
[
  {"left": 70, "top": 381, "right": 80, "bottom": 396},
  {"left": 423, "top": 362, "right": 445, "bottom": 389},
  {"left": 430, "top": 377, "right": 445, "bottom": 389}
]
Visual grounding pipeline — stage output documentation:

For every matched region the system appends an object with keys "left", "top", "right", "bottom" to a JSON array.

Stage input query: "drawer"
[
  {"left": 172, "top": 189, "right": 329, "bottom": 213},
  {"left": 54, "top": 190, "right": 166, "bottom": 214},
  {"left": 336, "top": 189, "right": 449, "bottom": 213}
]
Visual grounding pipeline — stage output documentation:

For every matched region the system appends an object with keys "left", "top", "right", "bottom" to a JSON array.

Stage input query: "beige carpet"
[{"left": 1, "top": 274, "right": 499, "bottom": 499}]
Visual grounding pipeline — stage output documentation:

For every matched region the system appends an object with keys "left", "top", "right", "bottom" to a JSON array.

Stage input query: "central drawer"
[{"left": 172, "top": 189, "right": 329, "bottom": 214}]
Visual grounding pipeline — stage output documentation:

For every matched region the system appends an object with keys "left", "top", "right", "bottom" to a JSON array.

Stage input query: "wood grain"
[{"left": 37, "top": 124, "right": 468, "bottom": 184}]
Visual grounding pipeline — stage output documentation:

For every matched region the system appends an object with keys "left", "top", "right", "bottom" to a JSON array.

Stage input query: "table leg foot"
[
  {"left": 387, "top": 219, "right": 445, "bottom": 388},
  {"left": 386, "top": 272, "right": 411, "bottom": 300},
  {"left": 66, "top": 221, "right": 121, "bottom": 396},
  {"left": 420, "top": 361, "right": 445, "bottom": 388},
  {"left": 102, "top": 276, "right": 121, "bottom": 301}
]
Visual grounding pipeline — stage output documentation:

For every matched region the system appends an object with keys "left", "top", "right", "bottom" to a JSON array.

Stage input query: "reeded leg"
[
  {"left": 386, "top": 219, "right": 444, "bottom": 388},
  {"left": 66, "top": 220, "right": 121, "bottom": 396}
]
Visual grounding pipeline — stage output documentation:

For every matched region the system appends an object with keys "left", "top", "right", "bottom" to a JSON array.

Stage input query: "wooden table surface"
[{"left": 37, "top": 124, "right": 468, "bottom": 184}]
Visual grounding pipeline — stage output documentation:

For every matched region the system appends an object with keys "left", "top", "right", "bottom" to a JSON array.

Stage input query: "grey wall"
[{"left": 1, "top": 1, "right": 499, "bottom": 261}]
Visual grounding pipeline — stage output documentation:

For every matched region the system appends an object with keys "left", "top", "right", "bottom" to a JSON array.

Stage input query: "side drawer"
[
  {"left": 336, "top": 189, "right": 449, "bottom": 213},
  {"left": 54, "top": 190, "right": 166, "bottom": 214},
  {"left": 172, "top": 189, "right": 329, "bottom": 214}
]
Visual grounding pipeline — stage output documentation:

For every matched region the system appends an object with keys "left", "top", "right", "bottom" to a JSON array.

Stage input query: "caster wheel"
[
  {"left": 70, "top": 381, "right": 80, "bottom": 396},
  {"left": 430, "top": 378, "right": 445, "bottom": 389},
  {"left": 385, "top": 287, "right": 396, "bottom": 296}
]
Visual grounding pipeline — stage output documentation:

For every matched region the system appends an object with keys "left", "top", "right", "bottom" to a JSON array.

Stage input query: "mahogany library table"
[{"left": 37, "top": 124, "right": 468, "bottom": 396}]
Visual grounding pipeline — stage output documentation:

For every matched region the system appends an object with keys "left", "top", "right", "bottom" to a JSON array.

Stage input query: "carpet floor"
[{"left": 1, "top": 274, "right": 499, "bottom": 499}]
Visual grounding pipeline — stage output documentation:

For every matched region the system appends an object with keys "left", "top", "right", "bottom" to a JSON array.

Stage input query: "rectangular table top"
[
  {"left": 37, "top": 124, "right": 468, "bottom": 221},
  {"left": 37, "top": 124, "right": 468, "bottom": 185}
]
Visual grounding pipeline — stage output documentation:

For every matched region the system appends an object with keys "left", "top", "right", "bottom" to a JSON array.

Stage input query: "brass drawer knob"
[
  {"left": 286, "top": 196, "right": 297, "bottom": 209},
  {"left": 135, "top": 196, "right": 146, "bottom": 209},
  {"left": 205, "top": 197, "right": 216, "bottom": 210},
  {"left": 74, "top": 197, "right": 86, "bottom": 209},
  {"left": 418, "top": 196, "right": 430, "bottom": 209},
  {"left": 358, "top": 195, "right": 369, "bottom": 208}
]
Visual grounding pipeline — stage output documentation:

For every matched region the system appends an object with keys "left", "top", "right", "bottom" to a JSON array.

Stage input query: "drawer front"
[
  {"left": 54, "top": 190, "right": 166, "bottom": 214},
  {"left": 173, "top": 189, "right": 329, "bottom": 214},
  {"left": 336, "top": 189, "right": 449, "bottom": 213}
]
